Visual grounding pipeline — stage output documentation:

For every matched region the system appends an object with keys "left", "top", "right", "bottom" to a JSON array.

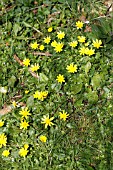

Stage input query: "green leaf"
[
  {"left": 74, "top": 98, "right": 83, "bottom": 107},
  {"left": 70, "top": 83, "right": 82, "bottom": 94},
  {"left": 66, "top": 123, "right": 74, "bottom": 129},
  {"left": 43, "top": 10, "right": 50, "bottom": 15},
  {"left": 98, "top": 18, "right": 111, "bottom": 35},
  {"left": 85, "top": 90, "right": 98, "bottom": 104},
  {"left": 7, "top": 21, "right": 12, "bottom": 31},
  {"left": 51, "top": 83, "right": 61, "bottom": 92},
  {"left": 91, "top": 24, "right": 102, "bottom": 38},
  {"left": 85, "top": 62, "right": 91, "bottom": 74},
  {"left": 13, "top": 23, "right": 21, "bottom": 36},
  {"left": 39, "top": 73, "right": 48, "bottom": 82},
  {"left": 23, "top": 21, "right": 32, "bottom": 28},
  {"left": 58, "top": 0, "right": 66, "bottom": 3},
  {"left": 8, "top": 75, "right": 16, "bottom": 87},
  {"left": 91, "top": 73, "right": 101, "bottom": 89},
  {"left": 27, "top": 96, "right": 34, "bottom": 107}
]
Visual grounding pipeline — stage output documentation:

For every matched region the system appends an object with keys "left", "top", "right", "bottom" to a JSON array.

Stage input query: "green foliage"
[
  {"left": 0, "top": 0, "right": 113, "bottom": 170},
  {"left": 91, "top": 16, "right": 113, "bottom": 45}
]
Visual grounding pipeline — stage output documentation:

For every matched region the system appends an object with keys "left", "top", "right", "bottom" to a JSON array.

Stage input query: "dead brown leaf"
[
  {"left": 48, "top": 11, "right": 60, "bottom": 25},
  {"left": 79, "top": 15, "right": 86, "bottom": 22},
  {"left": 0, "top": 106, "right": 12, "bottom": 115},
  {"left": 84, "top": 25, "right": 92, "bottom": 32},
  {"left": 0, "top": 102, "right": 26, "bottom": 115}
]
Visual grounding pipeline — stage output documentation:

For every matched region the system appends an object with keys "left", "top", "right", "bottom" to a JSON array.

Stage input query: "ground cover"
[{"left": 0, "top": 0, "right": 113, "bottom": 169}]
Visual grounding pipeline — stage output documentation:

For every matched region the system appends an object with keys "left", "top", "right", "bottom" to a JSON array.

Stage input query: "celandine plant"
[{"left": 0, "top": 4, "right": 113, "bottom": 169}]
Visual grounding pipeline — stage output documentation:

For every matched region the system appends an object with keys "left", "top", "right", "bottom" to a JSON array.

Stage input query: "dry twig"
[{"left": 33, "top": 52, "right": 52, "bottom": 56}]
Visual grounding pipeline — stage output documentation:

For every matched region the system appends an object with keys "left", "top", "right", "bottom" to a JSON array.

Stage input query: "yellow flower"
[
  {"left": 59, "top": 110, "right": 69, "bottom": 121},
  {"left": 39, "top": 135, "right": 47, "bottom": 143},
  {"left": 76, "top": 21, "right": 84, "bottom": 29},
  {"left": 0, "top": 120, "right": 4, "bottom": 127},
  {"left": 41, "top": 91, "right": 48, "bottom": 99},
  {"left": 38, "top": 91, "right": 48, "bottom": 101},
  {"left": 92, "top": 39, "right": 102, "bottom": 49},
  {"left": 56, "top": 74, "right": 65, "bottom": 83},
  {"left": 48, "top": 27, "right": 53, "bottom": 32},
  {"left": 33, "top": 90, "right": 42, "bottom": 99},
  {"left": 84, "top": 42, "right": 89, "bottom": 46},
  {"left": 44, "top": 36, "right": 51, "bottom": 44},
  {"left": 25, "top": 90, "right": 29, "bottom": 94},
  {"left": 30, "top": 42, "right": 38, "bottom": 49},
  {"left": 30, "top": 63, "right": 40, "bottom": 72},
  {"left": 69, "top": 41, "right": 78, "bottom": 48},
  {"left": 54, "top": 42, "right": 64, "bottom": 53},
  {"left": 19, "top": 107, "right": 31, "bottom": 119},
  {"left": 78, "top": 36, "right": 86, "bottom": 43},
  {"left": 39, "top": 45, "right": 44, "bottom": 51},
  {"left": 85, "top": 48, "right": 95, "bottom": 56},
  {"left": 57, "top": 31, "right": 65, "bottom": 39},
  {"left": 0, "top": 133, "right": 7, "bottom": 148},
  {"left": 12, "top": 101, "right": 17, "bottom": 108},
  {"left": 33, "top": 91, "right": 48, "bottom": 101},
  {"left": 2, "top": 150, "right": 10, "bottom": 157},
  {"left": 79, "top": 46, "right": 87, "bottom": 55},
  {"left": 51, "top": 40, "right": 58, "bottom": 47},
  {"left": 23, "top": 58, "right": 30, "bottom": 66},
  {"left": 24, "top": 144, "right": 29, "bottom": 150},
  {"left": 41, "top": 115, "right": 54, "bottom": 128},
  {"left": 66, "top": 63, "right": 77, "bottom": 73},
  {"left": 19, "top": 145, "right": 29, "bottom": 158},
  {"left": 19, "top": 148, "right": 28, "bottom": 157},
  {"left": 20, "top": 120, "right": 29, "bottom": 130}
]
